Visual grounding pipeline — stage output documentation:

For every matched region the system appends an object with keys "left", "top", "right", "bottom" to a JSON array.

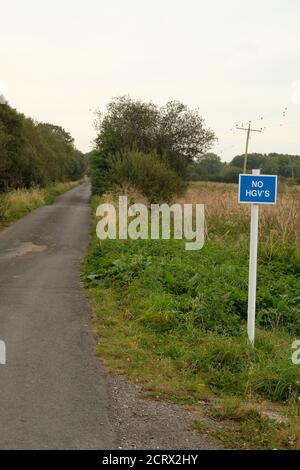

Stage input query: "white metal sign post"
[
  {"left": 247, "top": 170, "right": 260, "bottom": 345},
  {"left": 238, "top": 169, "right": 277, "bottom": 345}
]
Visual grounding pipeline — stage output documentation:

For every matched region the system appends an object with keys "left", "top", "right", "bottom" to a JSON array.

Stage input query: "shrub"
[
  {"left": 109, "top": 150, "right": 187, "bottom": 203},
  {"left": 89, "top": 150, "right": 111, "bottom": 195}
]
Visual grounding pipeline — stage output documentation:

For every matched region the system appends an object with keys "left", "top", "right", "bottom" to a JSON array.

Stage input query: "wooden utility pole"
[{"left": 236, "top": 121, "right": 262, "bottom": 173}]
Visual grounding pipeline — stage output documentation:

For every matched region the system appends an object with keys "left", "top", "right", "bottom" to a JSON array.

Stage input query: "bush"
[
  {"left": 108, "top": 150, "right": 187, "bottom": 203},
  {"left": 89, "top": 150, "right": 111, "bottom": 196}
]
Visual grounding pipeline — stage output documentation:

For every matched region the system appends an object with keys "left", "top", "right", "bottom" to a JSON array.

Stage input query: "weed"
[{"left": 83, "top": 182, "right": 300, "bottom": 449}]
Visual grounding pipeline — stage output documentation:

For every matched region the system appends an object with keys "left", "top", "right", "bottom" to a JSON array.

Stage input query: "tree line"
[
  {"left": 0, "top": 101, "right": 85, "bottom": 192},
  {"left": 188, "top": 152, "right": 300, "bottom": 184}
]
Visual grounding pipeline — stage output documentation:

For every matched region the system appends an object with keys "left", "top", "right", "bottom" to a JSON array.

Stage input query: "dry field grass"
[
  {"left": 103, "top": 180, "right": 299, "bottom": 248},
  {"left": 177, "top": 181, "right": 300, "bottom": 249}
]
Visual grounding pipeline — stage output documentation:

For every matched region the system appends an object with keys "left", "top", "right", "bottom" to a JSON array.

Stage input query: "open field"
[
  {"left": 83, "top": 181, "right": 300, "bottom": 449},
  {"left": 178, "top": 181, "right": 299, "bottom": 248},
  {"left": 0, "top": 181, "right": 81, "bottom": 230}
]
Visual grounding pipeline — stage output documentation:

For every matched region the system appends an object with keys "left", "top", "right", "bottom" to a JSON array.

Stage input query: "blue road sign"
[{"left": 239, "top": 174, "right": 277, "bottom": 204}]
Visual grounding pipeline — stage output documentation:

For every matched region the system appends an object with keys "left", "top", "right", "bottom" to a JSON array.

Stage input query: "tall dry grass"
[
  {"left": 99, "top": 181, "right": 299, "bottom": 252},
  {"left": 0, "top": 181, "right": 79, "bottom": 228},
  {"left": 177, "top": 182, "right": 299, "bottom": 248},
  {"left": 0, "top": 188, "right": 44, "bottom": 225}
]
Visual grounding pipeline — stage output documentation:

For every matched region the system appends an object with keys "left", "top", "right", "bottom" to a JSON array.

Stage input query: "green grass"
[
  {"left": 205, "top": 409, "right": 297, "bottom": 450},
  {"left": 82, "top": 194, "right": 300, "bottom": 449},
  {"left": 0, "top": 181, "right": 80, "bottom": 229},
  {"left": 199, "top": 396, "right": 300, "bottom": 449}
]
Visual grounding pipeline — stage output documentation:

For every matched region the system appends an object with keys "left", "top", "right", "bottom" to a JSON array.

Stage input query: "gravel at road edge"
[{"left": 106, "top": 373, "right": 219, "bottom": 450}]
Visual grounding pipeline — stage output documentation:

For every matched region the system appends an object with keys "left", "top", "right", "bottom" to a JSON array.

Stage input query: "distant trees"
[
  {"left": 188, "top": 152, "right": 300, "bottom": 184},
  {"left": 230, "top": 153, "right": 300, "bottom": 182},
  {"left": 188, "top": 153, "right": 224, "bottom": 181},
  {"left": 0, "top": 103, "right": 85, "bottom": 192},
  {"left": 221, "top": 165, "right": 241, "bottom": 183},
  {"left": 90, "top": 96, "right": 215, "bottom": 197}
]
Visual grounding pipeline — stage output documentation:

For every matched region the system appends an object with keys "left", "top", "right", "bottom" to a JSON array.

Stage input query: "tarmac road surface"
[{"left": 0, "top": 182, "right": 116, "bottom": 449}]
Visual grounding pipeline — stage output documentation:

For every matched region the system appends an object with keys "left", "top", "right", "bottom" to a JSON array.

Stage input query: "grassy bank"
[
  {"left": 0, "top": 181, "right": 80, "bottom": 229},
  {"left": 83, "top": 182, "right": 300, "bottom": 449}
]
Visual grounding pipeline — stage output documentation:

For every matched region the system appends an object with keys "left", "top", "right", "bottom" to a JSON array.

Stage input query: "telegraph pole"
[{"left": 236, "top": 121, "right": 262, "bottom": 173}]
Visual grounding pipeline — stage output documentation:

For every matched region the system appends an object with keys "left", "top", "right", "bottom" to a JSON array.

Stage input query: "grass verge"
[
  {"left": 82, "top": 189, "right": 300, "bottom": 449},
  {"left": 0, "top": 181, "right": 80, "bottom": 229}
]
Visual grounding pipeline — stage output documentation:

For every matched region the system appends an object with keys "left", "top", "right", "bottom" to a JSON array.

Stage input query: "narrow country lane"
[{"left": 0, "top": 182, "right": 116, "bottom": 449}]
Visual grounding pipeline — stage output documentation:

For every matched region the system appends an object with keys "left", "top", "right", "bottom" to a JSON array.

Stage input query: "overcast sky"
[{"left": 1, "top": 0, "right": 299, "bottom": 160}]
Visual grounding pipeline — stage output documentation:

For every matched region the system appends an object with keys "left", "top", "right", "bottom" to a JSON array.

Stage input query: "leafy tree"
[
  {"left": 156, "top": 101, "right": 215, "bottom": 176},
  {"left": 94, "top": 96, "right": 215, "bottom": 179},
  {"left": 94, "top": 96, "right": 159, "bottom": 156},
  {"left": 0, "top": 104, "right": 25, "bottom": 190},
  {"left": 43, "top": 124, "right": 75, "bottom": 146},
  {"left": 0, "top": 102, "right": 85, "bottom": 192}
]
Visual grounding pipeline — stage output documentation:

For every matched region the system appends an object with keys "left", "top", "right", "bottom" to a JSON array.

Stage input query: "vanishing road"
[{"left": 0, "top": 182, "right": 116, "bottom": 449}]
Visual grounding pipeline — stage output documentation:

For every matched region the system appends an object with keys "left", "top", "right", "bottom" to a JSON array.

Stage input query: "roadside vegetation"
[
  {"left": 86, "top": 97, "right": 299, "bottom": 200},
  {"left": 83, "top": 184, "right": 299, "bottom": 449},
  {"left": 0, "top": 100, "right": 85, "bottom": 192},
  {"left": 84, "top": 96, "right": 300, "bottom": 449},
  {"left": 0, "top": 181, "right": 80, "bottom": 229},
  {"left": 0, "top": 99, "right": 85, "bottom": 228},
  {"left": 87, "top": 96, "right": 215, "bottom": 201}
]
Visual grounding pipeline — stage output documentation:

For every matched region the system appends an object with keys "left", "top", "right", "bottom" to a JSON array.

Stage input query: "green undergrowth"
[{"left": 82, "top": 195, "right": 300, "bottom": 449}]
